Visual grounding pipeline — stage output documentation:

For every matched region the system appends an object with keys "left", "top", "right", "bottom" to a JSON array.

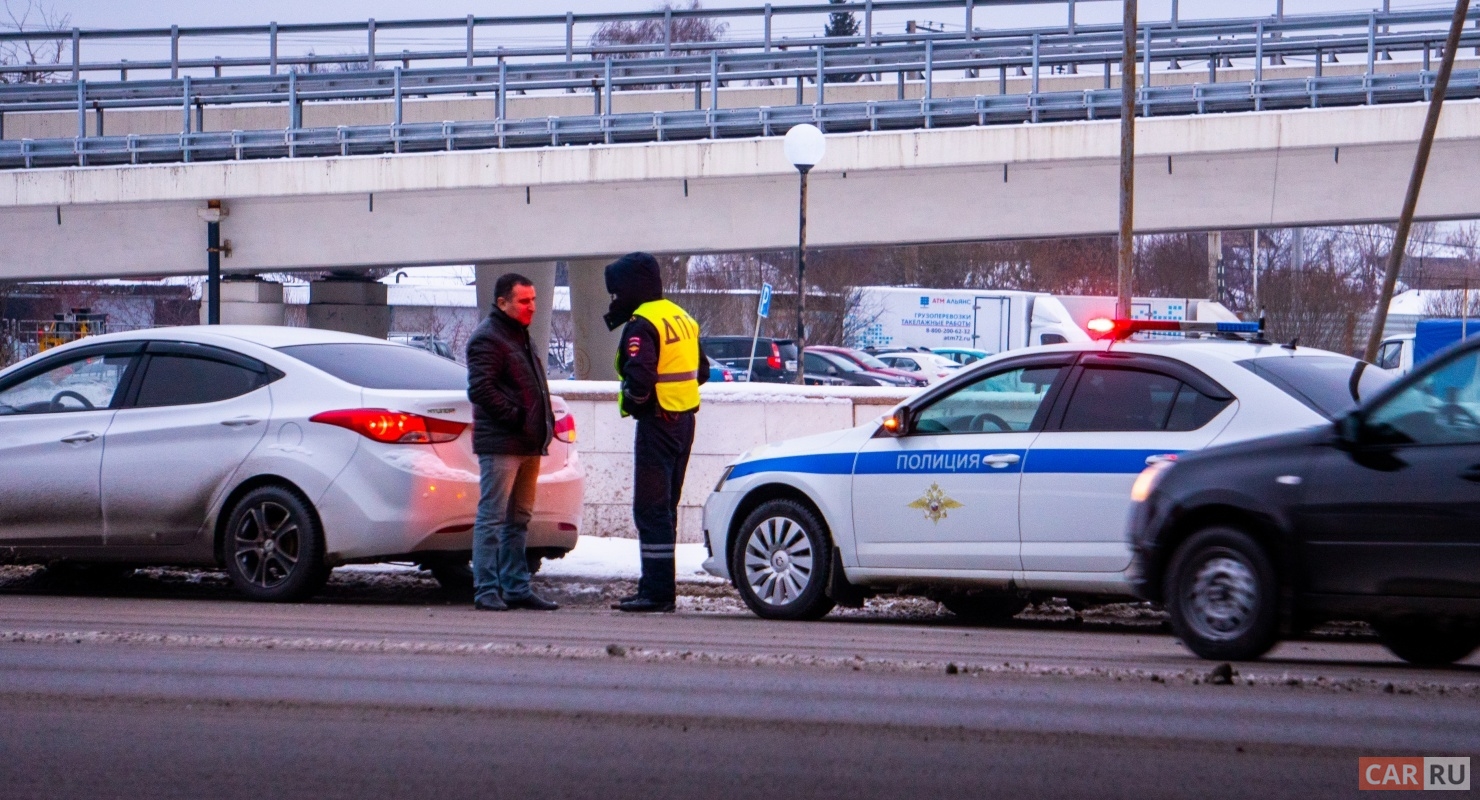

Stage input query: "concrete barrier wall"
[{"left": 550, "top": 380, "right": 915, "bottom": 542}]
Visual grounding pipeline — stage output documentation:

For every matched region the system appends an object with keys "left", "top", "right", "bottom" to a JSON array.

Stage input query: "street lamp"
[{"left": 784, "top": 123, "right": 825, "bottom": 385}]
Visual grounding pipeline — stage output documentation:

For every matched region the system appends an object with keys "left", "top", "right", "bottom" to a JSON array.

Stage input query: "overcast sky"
[{"left": 10, "top": 0, "right": 1459, "bottom": 72}]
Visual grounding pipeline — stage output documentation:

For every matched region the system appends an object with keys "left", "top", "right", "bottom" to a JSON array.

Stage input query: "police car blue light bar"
[{"left": 1086, "top": 318, "right": 1263, "bottom": 341}]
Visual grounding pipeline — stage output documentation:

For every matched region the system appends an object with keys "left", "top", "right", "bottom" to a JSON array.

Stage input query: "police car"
[{"left": 702, "top": 319, "right": 1395, "bottom": 622}]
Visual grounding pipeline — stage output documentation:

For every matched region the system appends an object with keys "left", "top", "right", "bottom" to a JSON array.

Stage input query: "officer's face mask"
[{"left": 603, "top": 293, "right": 627, "bottom": 331}]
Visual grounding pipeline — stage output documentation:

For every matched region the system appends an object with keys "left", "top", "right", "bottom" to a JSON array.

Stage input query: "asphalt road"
[{"left": 1, "top": 573, "right": 1477, "bottom": 799}]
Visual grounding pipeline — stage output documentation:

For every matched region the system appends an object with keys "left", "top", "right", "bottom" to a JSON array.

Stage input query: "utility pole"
[
  {"left": 1207, "top": 231, "right": 1223, "bottom": 304},
  {"left": 1117, "top": 0, "right": 1137, "bottom": 319},
  {"left": 1365, "top": 0, "right": 1471, "bottom": 362}
]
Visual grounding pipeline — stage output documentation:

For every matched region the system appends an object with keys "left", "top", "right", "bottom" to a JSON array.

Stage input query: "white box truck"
[{"left": 847, "top": 287, "right": 1237, "bottom": 354}]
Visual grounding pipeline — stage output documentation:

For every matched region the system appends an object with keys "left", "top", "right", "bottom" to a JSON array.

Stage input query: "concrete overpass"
[
  {"left": 6, "top": 98, "right": 1480, "bottom": 374},
  {"left": 3, "top": 99, "right": 1479, "bottom": 279}
]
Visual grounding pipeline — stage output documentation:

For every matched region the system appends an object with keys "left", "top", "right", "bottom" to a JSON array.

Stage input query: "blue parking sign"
[{"left": 758, "top": 283, "right": 773, "bottom": 318}]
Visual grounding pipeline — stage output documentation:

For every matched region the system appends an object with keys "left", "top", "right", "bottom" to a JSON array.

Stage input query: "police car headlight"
[
  {"left": 1130, "top": 460, "right": 1175, "bottom": 503},
  {"left": 714, "top": 464, "right": 736, "bottom": 492}
]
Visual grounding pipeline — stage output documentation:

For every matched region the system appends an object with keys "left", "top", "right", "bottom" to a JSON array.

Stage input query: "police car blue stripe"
[
  {"left": 728, "top": 448, "right": 1177, "bottom": 478},
  {"left": 855, "top": 450, "right": 1026, "bottom": 474},
  {"left": 727, "top": 453, "right": 855, "bottom": 479},
  {"left": 1023, "top": 449, "right": 1178, "bottom": 474}
]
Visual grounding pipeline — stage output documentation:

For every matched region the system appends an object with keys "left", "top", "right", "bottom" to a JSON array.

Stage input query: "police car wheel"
[
  {"left": 940, "top": 594, "right": 1027, "bottom": 625},
  {"left": 1373, "top": 617, "right": 1480, "bottom": 666},
  {"left": 732, "top": 499, "right": 836, "bottom": 621},
  {"left": 1164, "top": 526, "right": 1278, "bottom": 661}
]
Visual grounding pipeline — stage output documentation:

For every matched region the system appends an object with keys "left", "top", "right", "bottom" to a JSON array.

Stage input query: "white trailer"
[{"left": 848, "top": 287, "right": 1237, "bottom": 355}]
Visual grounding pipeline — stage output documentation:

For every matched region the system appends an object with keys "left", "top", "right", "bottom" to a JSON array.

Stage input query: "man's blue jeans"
[{"left": 472, "top": 454, "right": 541, "bottom": 605}]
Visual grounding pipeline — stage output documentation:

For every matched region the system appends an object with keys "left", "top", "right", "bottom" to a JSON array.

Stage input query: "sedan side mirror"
[{"left": 881, "top": 405, "right": 912, "bottom": 437}]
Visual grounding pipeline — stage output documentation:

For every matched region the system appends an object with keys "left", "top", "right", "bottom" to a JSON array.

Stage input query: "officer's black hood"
[{"left": 603, "top": 252, "right": 664, "bottom": 331}]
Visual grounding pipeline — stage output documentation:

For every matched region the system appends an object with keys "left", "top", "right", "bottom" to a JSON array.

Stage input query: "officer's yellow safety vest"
[{"left": 618, "top": 298, "right": 701, "bottom": 416}]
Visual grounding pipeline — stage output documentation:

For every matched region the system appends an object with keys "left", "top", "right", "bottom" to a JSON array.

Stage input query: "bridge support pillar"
[
  {"left": 568, "top": 257, "right": 620, "bottom": 381},
  {"left": 199, "top": 276, "right": 286, "bottom": 326},
  {"left": 475, "top": 261, "right": 557, "bottom": 369},
  {"left": 306, "top": 273, "right": 391, "bottom": 339}
]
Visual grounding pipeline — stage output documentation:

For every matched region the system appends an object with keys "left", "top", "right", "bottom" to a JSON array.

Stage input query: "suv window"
[
  {"left": 1060, "top": 366, "right": 1231, "bottom": 432},
  {"left": 134, "top": 355, "right": 268, "bottom": 407},
  {"left": 914, "top": 364, "right": 1063, "bottom": 434},
  {"left": 278, "top": 343, "right": 468, "bottom": 390},
  {"left": 1239, "top": 355, "right": 1393, "bottom": 419},
  {"left": 1366, "top": 347, "right": 1480, "bottom": 445},
  {"left": 0, "top": 352, "right": 135, "bottom": 415}
]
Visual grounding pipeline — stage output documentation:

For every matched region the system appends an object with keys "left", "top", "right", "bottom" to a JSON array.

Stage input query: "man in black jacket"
[
  {"left": 465, "top": 273, "right": 559, "bottom": 612},
  {"left": 604, "top": 253, "right": 709, "bottom": 613}
]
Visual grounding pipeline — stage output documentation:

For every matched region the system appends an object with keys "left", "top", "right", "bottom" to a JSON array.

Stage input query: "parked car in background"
[
  {"left": 1130, "top": 333, "right": 1480, "bottom": 665},
  {"left": 931, "top": 347, "right": 990, "bottom": 367},
  {"left": 811, "top": 344, "right": 923, "bottom": 387},
  {"left": 707, "top": 355, "right": 735, "bottom": 383},
  {"left": 389, "top": 332, "right": 454, "bottom": 360},
  {"left": 0, "top": 326, "right": 584, "bottom": 601},
  {"left": 874, "top": 350, "right": 962, "bottom": 384},
  {"left": 702, "top": 336, "right": 798, "bottom": 383},
  {"left": 802, "top": 347, "right": 923, "bottom": 388}
]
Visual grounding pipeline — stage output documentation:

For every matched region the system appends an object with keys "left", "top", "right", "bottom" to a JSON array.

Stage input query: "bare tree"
[
  {"left": 0, "top": 0, "right": 69, "bottom": 84},
  {"left": 589, "top": 1, "right": 728, "bottom": 90}
]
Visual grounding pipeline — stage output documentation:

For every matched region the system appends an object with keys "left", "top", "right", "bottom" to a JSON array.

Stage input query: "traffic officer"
[{"left": 603, "top": 252, "right": 708, "bottom": 613}]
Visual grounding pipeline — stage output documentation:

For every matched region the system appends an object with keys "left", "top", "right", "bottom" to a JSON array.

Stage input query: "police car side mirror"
[{"left": 881, "top": 406, "right": 912, "bottom": 437}]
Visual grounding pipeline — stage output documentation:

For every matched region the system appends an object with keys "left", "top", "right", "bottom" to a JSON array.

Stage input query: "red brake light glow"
[
  {"left": 767, "top": 342, "right": 782, "bottom": 371},
  {"left": 310, "top": 409, "right": 466, "bottom": 444},
  {"left": 554, "top": 412, "right": 577, "bottom": 444}
]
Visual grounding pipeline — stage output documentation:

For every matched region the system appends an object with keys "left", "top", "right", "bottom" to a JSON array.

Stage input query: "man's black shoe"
[
  {"left": 474, "top": 595, "right": 509, "bottom": 611},
  {"left": 615, "top": 597, "right": 676, "bottom": 613},
  {"left": 506, "top": 594, "right": 559, "bottom": 611}
]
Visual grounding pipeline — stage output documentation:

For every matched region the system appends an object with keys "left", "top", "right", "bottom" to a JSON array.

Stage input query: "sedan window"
[
  {"left": 134, "top": 355, "right": 268, "bottom": 407},
  {"left": 1366, "top": 348, "right": 1480, "bottom": 445},
  {"left": 1239, "top": 355, "right": 1393, "bottom": 420},
  {"left": 278, "top": 343, "right": 468, "bottom": 390},
  {"left": 913, "top": 365, "right": 1063, "bottom": 434},
  {"left": 0, "top": 353, "right": 134, "bottom": 415}
]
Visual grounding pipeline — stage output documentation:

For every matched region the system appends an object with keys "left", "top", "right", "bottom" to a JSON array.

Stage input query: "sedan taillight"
[
  {"left": 554, "top": 413, "right": 577, "bottom": 444},
  {"left": 310, "top": 409, "right": 466, "bottom": 444}
]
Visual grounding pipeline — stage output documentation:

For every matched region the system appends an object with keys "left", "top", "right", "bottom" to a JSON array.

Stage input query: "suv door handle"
[
  {"left": 220, "top": 417, "right": 261, "bottom": 427},
  {"left": 60, "top": 431, "right": 99, "bottom": 444},
  {"left": 983, "top": 453, "right": 1021, "bottom": 469},
  {"left": 1460, "top": 465, "right": 1480, "bottom": 482}
]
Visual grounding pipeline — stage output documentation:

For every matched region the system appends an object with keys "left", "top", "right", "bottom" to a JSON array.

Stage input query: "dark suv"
[
  {"left": 1129, "top": 336, "right": 1480, "bottom": 666},
  {"left": 701, "top": 336, "right": 799, "bottom": 383}
]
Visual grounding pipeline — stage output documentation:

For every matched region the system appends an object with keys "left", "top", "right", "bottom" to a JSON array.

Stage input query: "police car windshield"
[{"left": 1238, "top": 356, "right": 1395, "bottom": 419}]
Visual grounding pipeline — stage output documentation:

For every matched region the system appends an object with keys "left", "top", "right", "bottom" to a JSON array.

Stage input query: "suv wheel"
[
  {"left": 732, "top": 499, "right": 836, "bottom": 621},
  {"left": 223, "top": 485, "right": 329, "bottom": 602},
  {"left": 1374, "top": 617, "right": 1480, "bottom": 666},
  {"left": 1164, "top": 526, "right": 1278, "bottom": 661}
]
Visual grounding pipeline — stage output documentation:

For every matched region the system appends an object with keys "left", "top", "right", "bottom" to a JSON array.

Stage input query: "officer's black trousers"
[{"left": 632, "top": 411, "right": 695, "bottom": 602}]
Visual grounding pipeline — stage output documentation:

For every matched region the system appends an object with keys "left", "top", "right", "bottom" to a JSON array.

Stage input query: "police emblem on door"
[{"left": 908, "top": 483, "right": 963, "bottom": 523}]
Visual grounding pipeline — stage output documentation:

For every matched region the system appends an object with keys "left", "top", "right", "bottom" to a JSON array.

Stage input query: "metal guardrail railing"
[{"left": 1, "top": 3, "right": 1477, "bottom": 169}]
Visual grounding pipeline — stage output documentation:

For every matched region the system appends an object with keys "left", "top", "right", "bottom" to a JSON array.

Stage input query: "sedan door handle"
[
  {"left": 1460, "top": 465, "right": 1480, "bottom": 482},
  {"left": 983, "top": 453, "right": 1021, "bottom": 469},
  {"left": 60, "top": 431, "right": 99, "bottom": 444},
  {"left": 220, "top": 417, "right": 261, "bottom": 427},
  {"left": 1146, "top": 454, "right": 1179, "bottom": 466}
]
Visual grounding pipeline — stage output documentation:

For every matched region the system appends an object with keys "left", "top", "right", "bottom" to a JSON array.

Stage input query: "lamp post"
[{"left": 784, "top": 123, "right": 825, "bottom": 385}]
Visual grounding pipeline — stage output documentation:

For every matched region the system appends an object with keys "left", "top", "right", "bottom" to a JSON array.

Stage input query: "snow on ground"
[
  {"left": 538, "top": 536, "right": 721, "bottom": 583},
  {"left": 340, "top": 536, "right": 722, "bottom": 584}
]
